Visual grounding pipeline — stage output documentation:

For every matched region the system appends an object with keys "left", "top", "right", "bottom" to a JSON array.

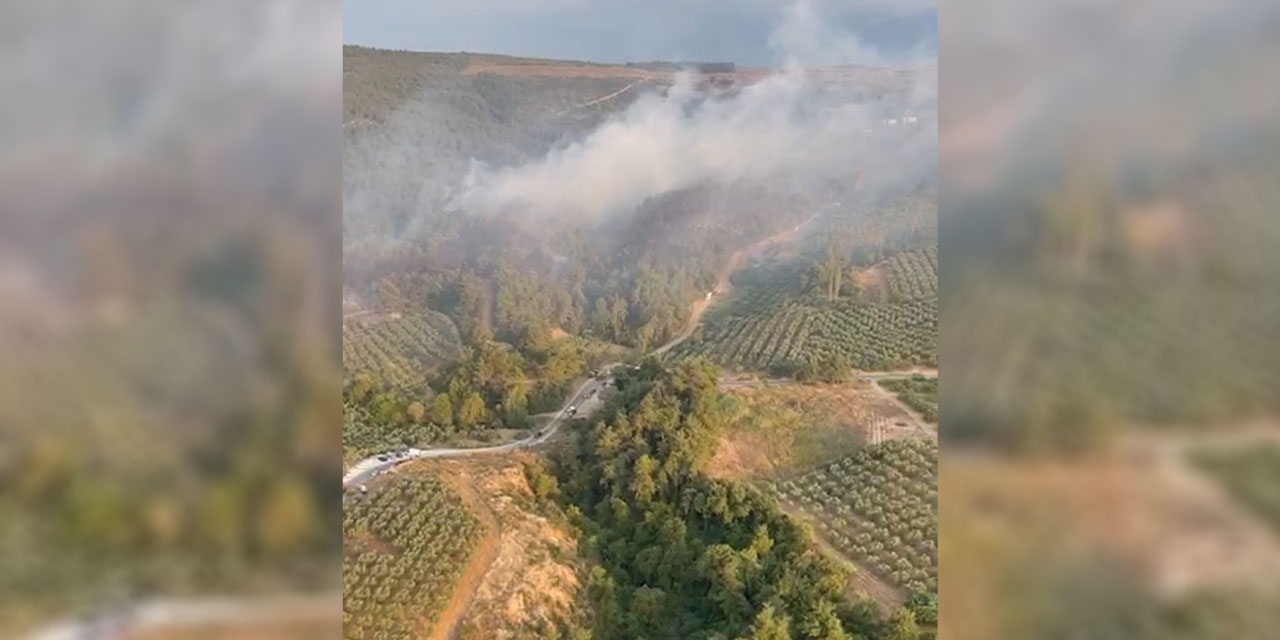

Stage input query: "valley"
[{"left": 342, "top": 41, "right": 937, "bottom": 640}]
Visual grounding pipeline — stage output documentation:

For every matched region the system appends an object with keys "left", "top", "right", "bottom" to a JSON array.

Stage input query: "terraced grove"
[
  {"left": 343, "top": 473, "right": 484, "bottom": 639},
  {"left": 671, "top": 290, "right": 937, "bottom": 371},
  {"left": 768, "top": 439, "right": 938, "bottom": 594},
  {"left": 343, "top": 473, "right": 481, "bottom": 637},
  {"left": 887, "top": 246, "right": 937, "bottom": 300},
  {"left": 342, "top": 312, "right": 462, "bottom": 387}
]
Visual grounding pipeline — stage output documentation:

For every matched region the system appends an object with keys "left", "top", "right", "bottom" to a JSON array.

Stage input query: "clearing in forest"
[{"left": 709, "top": 382, "right": 918, "bottom": 481}]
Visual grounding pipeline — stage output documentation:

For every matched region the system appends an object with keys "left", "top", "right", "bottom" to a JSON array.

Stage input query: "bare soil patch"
[
  {"left": 417, "top": 455, "right": 587, "bottom": 640},
  {"left": 426, "top": 465, "right": 503, "bottom": 640},
  {"left": 851, "top": 263, "right": 890, "bottom": 301},
  {"left": 710, "top": 382, "right": 915, "bottom": 480}
]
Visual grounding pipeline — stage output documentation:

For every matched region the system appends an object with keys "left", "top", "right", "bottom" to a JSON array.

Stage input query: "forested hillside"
[
  {"left": 551, "top": 359, "right": 930, "bottom": 639},
  {"left": 342, "top": 44, "right": 933, "bottom": 452},
  {"left": 342, "top": 44, "right": 939, "bottom": 640}
]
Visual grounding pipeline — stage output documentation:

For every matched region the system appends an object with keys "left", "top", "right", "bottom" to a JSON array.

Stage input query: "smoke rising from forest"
[
  {"left": 454, "top": 2, "right": 936, "bottom": 223},
  {"left": 342, "top": 0, "right": 936, "bottom": 263}
]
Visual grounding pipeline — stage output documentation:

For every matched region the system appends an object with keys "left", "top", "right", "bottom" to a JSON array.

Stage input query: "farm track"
[
  {"left": 868, "top": 379, "right": 935, "bottom": 439},
  {"left": 429, "top": 473, "right": 502, "bottom": 640},
  {"left": 561, "top": 83, "right": 633, "bottom": 113},
  {"left": 652, "top": 212, "right": 820, "bottom": 357}
]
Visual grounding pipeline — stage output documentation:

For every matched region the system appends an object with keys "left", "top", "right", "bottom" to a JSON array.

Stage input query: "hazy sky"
[{"left": 343, "top": 0, "right": 936, "bottom": 66}]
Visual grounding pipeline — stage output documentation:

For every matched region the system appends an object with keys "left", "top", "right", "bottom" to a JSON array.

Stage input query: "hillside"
[{"left": 342, "top": 44, "right": 938, "bottom": 640}]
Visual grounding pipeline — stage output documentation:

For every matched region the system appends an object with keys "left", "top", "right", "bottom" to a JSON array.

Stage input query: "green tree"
[
  {"left": 430, "top": 393, "right": 454, "bottom": 426},
  {"left": 886, "top": 608, "right": 919, "bottom": 640},
  {"left": 406, "top": 401, "right": 425, "bottom": 423},
  {"left": 815, "top": 242, "right": 849, "bottom": 300},
  {"left": 458, "top": 392, "right": 487, "bottom": 428},
  {"left": 350, "top": 372, "right": 375, "bottom": 403},
  {"left": 742, "top": 604, "right": 792, "bottom": 640},
  {"left": 631, "top": 454, "right": 659, "bottom": 504},
  {"left": 905, "top": 592, "right": 937, "bottom": 625}
]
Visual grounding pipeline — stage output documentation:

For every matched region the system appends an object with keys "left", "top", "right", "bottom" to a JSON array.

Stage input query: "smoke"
[
  {"left": 451, "top": 0, "right": 936, "bottom": 224},
  {"left": 341, "top": 0, "right": 936, "bottom": 268}
]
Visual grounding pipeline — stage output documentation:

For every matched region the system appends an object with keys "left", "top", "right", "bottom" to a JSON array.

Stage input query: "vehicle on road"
[{"left": 567, "top": 405, "right": 577, "bottom": 416}]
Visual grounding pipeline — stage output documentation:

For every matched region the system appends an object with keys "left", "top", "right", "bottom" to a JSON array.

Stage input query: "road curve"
[{"left": 342, "top": 365, "right": 619, "bottom": 491}]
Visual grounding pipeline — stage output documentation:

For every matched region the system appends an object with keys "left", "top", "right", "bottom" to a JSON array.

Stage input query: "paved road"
[{"left": 342, "top": 364, "right": 620, "bottom": 491}]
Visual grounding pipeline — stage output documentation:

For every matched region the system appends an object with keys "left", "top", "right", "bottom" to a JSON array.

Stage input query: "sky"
[{"left": 343, "top": 0, "right": 936, "bottom": 66}]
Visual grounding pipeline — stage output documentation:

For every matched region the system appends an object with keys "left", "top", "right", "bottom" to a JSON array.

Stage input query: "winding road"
[
  {"left": 345, "top": 205, "right": 830, "bottom": 485},
  {"left": 342, "top": 365, "right": 619, "bottom": 491}
]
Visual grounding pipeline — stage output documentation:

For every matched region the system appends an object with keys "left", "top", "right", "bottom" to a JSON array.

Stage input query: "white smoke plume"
[{"left": 452, "top": 1, "right": 935, "bottom": 223}]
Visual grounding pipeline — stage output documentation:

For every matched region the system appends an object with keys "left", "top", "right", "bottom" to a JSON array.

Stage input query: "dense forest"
[{"left": 547, "top": 359, "right": 931, "bottom": 639}]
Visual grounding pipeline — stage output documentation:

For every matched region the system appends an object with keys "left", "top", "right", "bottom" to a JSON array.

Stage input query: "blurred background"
[
  {"left": 0, "top": 1, "right": 343, "bottom": 638},
  {"left": 941, "top": 0, "right": 1280, "bottom": 637}
]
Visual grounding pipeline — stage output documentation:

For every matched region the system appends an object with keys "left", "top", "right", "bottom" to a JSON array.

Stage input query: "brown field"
[
  {"left": 709, "top": 381, "right": 916, "bottom": 480},
  {"left": 461, "top": 58, "right": 927, "bottom": 95}
]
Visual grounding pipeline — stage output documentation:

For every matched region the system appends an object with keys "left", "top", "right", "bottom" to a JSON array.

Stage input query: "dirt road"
[
  {"left": 652, "top": 212, "right": 821, "bottom": 357},
  {"left": 428, "top": 473, "right": 501, "bottom": 640},
  {"left": 867, "top": 379, "right": 936, "bottom": 438},
  {"left": 565, "top": 83, "right": 633, "bottom": 112}
]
